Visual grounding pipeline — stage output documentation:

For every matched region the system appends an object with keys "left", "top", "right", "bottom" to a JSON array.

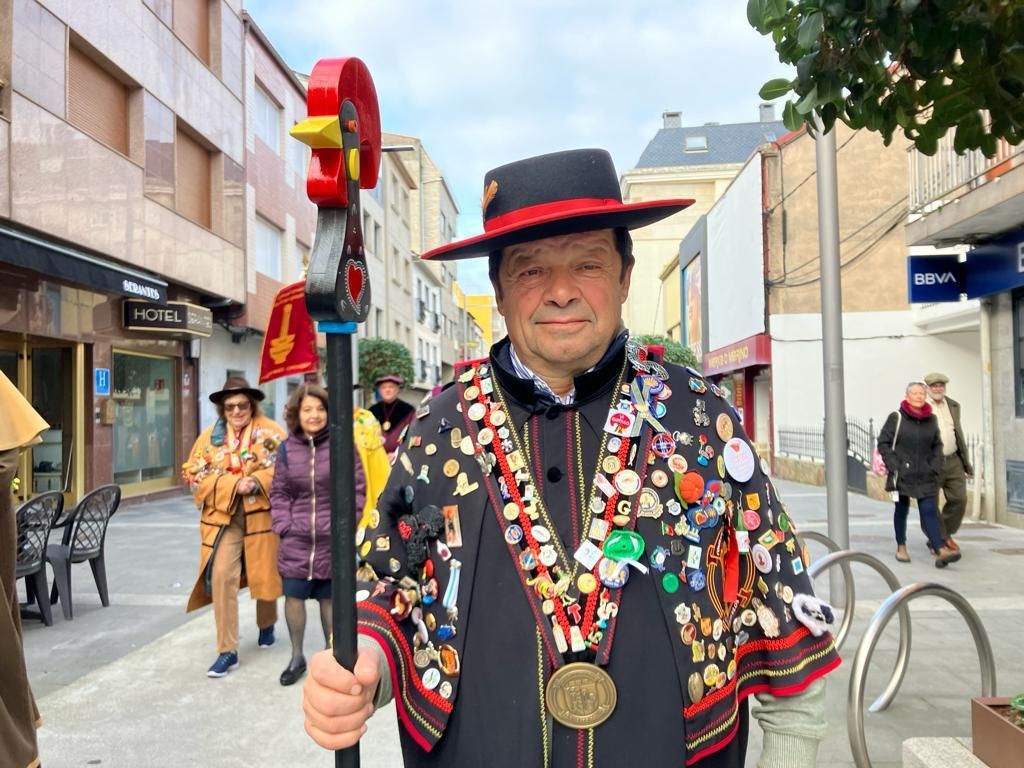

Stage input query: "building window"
[
  {"left": 173, "top": 0, "right": 210, "bottom": 64},
  {"left": 401, "top": 188, "right": 410, "bottom": 219},
  {"left": 374, "top": 223, "right": 382, "bottom": 254},
  {"left": 684, "top": 135, "right": 708, "bottom": 152},
  {"left": 362, "top": 212, "right": 373, "bottom": 251},
  {"left": 254, "top": 216, "right": 283, "bottom": 279},
  {"left": 391, "top": 175, "right": 400, "bottom": 210},
  {"left": 375, "top": 308, "right": 383, "bottom": 337},
  {"left": 288, "top": 126, "right": 307, "bottom": 177},
  {"left": 254, "top": 85, "right": 281, "bottom": 153},
  {"left": 112, "top": 352, "right": 177, "bottom": 487},
  {"left": 176, "top": 123, "right": 212, "bottom": 228},
  {"left": 1015, "top": 290, "right": 1024, "bottom": 418},
  {"left": 68, "top": 44, "right": 129, "bottom": 156}
]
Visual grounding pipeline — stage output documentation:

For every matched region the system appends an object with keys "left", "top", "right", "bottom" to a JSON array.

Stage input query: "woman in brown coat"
[
  {"left": 1, "top": 371, "right": 48, "bottom": 768},
  {"left": 183, "top": 377, "right": 286, "bottom": 677}
]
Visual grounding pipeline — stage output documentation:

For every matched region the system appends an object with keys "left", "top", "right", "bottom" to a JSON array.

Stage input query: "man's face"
[
  {"left": 928, "top": 382, "right": 946, "bottom": 402},
  {"left": 494, "top": 229, "right": 631, "bottom": 379},
  {"left": 377, "top": 382, "right": 400, "bottom": 403}
]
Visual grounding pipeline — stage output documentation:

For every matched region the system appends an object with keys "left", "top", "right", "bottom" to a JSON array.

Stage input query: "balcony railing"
[{"left": 909, "top": 133, "right": 1023, "bottom": 214}]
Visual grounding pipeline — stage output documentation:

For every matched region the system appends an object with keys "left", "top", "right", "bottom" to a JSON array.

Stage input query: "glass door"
[
  {"left": 0, "top": 340, "right": 29, "bottom": 503},
  {"left": 28, "top": 346, "right": 75, "bottom": 497}
]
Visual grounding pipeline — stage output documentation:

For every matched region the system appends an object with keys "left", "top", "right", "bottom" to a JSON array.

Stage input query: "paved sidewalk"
[{"left": 23, "top": 481, "right": 1024, "bottom": 767}]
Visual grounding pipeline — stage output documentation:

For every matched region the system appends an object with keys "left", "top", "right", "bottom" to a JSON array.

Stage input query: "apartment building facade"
[
  {"left": 0, "top": 0, "right": 246, "bottom": 502},
  {"left": 620, "top": 108, "right": 786, "bottom": 344}
]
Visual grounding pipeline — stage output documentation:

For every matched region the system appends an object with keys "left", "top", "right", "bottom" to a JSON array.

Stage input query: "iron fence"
[{"left": 778, "top": 418, "right": 984, "bottom": 484}]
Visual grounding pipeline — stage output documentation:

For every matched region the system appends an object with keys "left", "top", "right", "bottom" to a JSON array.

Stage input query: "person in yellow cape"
[
  {"left": 353, "top": 407, "right": 391, "bottom": 529},
  {"left": 182, "top": 376, "right": 286, "bottom": 678},
  {"left": 1, "top": 370, "right": 48, "bottom": 768}
]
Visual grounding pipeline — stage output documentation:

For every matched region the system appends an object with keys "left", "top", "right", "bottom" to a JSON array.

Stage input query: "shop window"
[
  {"left": 1015, "top": 290, "right": 1024, "bottom": 418},
  {"left": 112, "top": 353, "right": 177, "bottom": 486},
  {"left": 174, "top": 0, "right": 211, "bottom": 65},
  {"left": 68, "top": 43, "right": 129, "bottom": 156},
  {"left": 175, "top": 122, "right": 212, "bottom": 228}
]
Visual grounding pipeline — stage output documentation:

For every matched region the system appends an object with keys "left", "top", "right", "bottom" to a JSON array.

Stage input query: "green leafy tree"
[
  {"left": 748, "top": 0, "right": 1024, "bottom": 156},
  {"left": 631, "top": 334, "right": 700, "bottom": 370},
  {"left": 357, "top": 338, "right": 415, "bottom": 395}
]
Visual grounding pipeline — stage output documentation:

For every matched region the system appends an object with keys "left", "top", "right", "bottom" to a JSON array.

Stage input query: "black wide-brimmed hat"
[
  {"left": 209, "top": 376, "right": 265, "bottom": 404},
  {"left": 421, "top": 148, "right": 694, "bottom": 261}
]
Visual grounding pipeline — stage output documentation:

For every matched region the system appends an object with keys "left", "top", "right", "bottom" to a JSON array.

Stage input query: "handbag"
[{"left": 884, "top": 411, "right": 903, "bottom": 497}]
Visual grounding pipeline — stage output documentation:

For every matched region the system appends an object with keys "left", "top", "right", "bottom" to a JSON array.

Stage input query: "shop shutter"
[
  {"left": 67, "top": 46, "right": 128, "bottom": 155},
  {"left": 173, "top": 0, "right": 210, "bottom": 64},
  {"left": 175, "top": 126, "right": 211, "bottom": 228}
]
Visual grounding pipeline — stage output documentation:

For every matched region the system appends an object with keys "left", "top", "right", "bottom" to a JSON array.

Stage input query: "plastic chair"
[
  {"left": 14, "top": 491, "right": 64, "bottom": 626},
  {"left": 47, "top": 484, "right": 121, "bottom": 620}
]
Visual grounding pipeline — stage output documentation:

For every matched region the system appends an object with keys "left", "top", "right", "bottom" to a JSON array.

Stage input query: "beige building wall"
[
  {"left": 621, "top": 167, "right": 742, "bottom": 336},
  {"left": 659, "top": 255, "right": 682, "bottom": 340},
  {"left": 383, "top": 152, "right": 416, "bottom": 355},
  {"left": 764, "top": 123, "right": 912, "bottom": 315}
]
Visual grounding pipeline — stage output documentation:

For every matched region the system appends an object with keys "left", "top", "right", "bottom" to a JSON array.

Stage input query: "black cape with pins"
[{"left": 355, "top": 334, "right": 839, "bottom": 767}]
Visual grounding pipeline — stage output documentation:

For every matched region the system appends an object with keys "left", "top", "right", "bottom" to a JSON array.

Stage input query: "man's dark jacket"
[{"left": 354, "top": 336, "right": 839, "bottom": 766}]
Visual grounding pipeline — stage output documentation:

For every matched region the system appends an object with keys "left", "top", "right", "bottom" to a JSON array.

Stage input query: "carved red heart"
[{"left": 347, "top": 262, "right": 365, "bottom": 305}]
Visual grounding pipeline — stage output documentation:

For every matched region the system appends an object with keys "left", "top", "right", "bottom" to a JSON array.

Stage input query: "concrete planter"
[{"left": 971, "top": 698, "right": 1024, "bottom": 768}]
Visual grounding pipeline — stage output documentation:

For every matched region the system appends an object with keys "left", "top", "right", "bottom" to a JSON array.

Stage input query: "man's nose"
[{"left": 543, "top": 268, "right": 580, "bottom": 305}]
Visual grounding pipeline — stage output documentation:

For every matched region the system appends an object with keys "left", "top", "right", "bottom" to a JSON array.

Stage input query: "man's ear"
[
  {"left": 492, "top": 279, "right": 505, "bottom": 315},
  {"left": 620, "top": 262, "right": 634, "bottom": 305}
]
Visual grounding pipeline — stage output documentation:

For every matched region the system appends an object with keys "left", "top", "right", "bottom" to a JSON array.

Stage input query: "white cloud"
[{"left": 243, "top": 0, "right": 793, "bottom": 296}]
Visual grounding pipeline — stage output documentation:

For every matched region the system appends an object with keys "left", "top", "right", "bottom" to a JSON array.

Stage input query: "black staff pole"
[{"left": 290, "top": 57, "right": 381, "bottom": 768}]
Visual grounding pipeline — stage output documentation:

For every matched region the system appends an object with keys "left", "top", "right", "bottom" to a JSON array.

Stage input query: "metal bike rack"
[
  {"left": 798, "top": 536, "right": 856, "bottom": 643},
  {"left": 808, "top": 551, "right": 910, "bottom": 712},
  {"left": 848, "top": 582, "right": 997, "bottom": 768}
]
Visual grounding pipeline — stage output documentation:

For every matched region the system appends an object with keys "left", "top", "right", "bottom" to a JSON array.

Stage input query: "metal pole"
[
  {"left": 814, "top": 125, "right": 850, "bottom": 608},
  {"left": 977, "top": 297, "right": 996, "bottom": 523},
  {"left": 847, "top": 582, "right": 996, "bottom": 768}
]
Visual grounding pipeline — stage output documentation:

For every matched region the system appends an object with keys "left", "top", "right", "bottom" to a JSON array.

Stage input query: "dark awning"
[{"left": 0, "top": 225, "right": 168, "bottom": 303}]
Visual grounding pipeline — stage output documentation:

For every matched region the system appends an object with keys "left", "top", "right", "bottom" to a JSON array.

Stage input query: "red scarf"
[{"left": 900, "top": 399, "right": 932, "bottom": 419}]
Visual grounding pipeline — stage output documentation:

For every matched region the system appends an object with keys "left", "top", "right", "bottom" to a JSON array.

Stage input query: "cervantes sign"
[
  {"left": 702, "top": 333, "right": 771, "bottom": 377},
  {"left": 123, "top": 300, "right": 213, "bottom": 337}
]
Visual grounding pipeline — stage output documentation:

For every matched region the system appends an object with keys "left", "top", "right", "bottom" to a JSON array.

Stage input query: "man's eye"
[{"left": 520, "top": 268, "right": 541, "bottom": 278}]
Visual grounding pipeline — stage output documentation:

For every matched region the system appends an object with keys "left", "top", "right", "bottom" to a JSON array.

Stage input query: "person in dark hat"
[
  {"left": 923, "top": 372, "right": 974, "bottom": 551},
  {"left": 368, "top": 374, "right": 415, "bottom": 458},
  {"left": 183, "top": 377, "right": 286, "bottom": 677},
  {"left": 303, "top": 149, "right": 838, "bottom": 766}
]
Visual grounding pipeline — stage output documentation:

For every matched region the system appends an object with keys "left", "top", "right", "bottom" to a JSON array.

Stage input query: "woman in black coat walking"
[{"left": 877, "top": 381, "right": 961, "bottom": 568}]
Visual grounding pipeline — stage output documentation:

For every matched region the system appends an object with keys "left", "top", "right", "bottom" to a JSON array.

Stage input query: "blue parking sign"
[{"left": 95, "top": 367, "right": 111, "bottom": 396}]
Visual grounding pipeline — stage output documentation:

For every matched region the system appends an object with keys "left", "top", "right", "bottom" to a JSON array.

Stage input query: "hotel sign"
[
  {"left": 123, "top": 300, "right": 213, "bottom": 337},
  {"left": 703, "top": 334, "right": 772, "bottom": 377}
]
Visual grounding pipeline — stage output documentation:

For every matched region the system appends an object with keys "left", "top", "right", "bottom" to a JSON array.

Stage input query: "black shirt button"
[{"left": 547, "top": 466, "right": 563, "bottom": 483}]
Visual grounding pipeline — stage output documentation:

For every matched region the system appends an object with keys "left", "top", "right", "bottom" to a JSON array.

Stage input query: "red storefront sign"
[{"left": 702, "top": 333, "right": 771, "bottom": 377}]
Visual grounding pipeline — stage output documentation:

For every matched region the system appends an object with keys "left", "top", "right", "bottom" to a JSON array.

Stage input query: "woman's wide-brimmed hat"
[
  {"left": 420, "top": 148, "right": 694, "bottom": 261},
  {"left": 209, "top": 376, "right": 265, "bottom": 404},
  {"left": 374, "top": 374, "right": 404, "bottom": 388}
]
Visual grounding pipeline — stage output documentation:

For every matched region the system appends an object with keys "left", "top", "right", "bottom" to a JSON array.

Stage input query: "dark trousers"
[
  {"left": 894, "top": 495, "right": 944, "bottom": 551},
  {"left": 938, "top": 454, "right": 968, "bottom": 538}
]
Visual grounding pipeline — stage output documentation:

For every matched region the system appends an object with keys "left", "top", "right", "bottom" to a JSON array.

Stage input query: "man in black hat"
[
  {"left": 303, "top": 149, "right": 838, "bottom": 766},
  {"left": 924, "top": 372, "right": 974, "bottom": 552},
  {"left": 368, "top": 374, "right": 416, "bottom": 458}
]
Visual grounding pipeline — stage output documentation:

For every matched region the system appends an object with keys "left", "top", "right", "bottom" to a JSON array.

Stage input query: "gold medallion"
[{"left": 545, "top": 663, "right": 617, "bottom": 729}]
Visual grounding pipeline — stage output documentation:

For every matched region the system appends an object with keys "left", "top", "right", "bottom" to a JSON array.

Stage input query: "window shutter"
[
  {"left": 68, "top": 46, "right": 128, "bottom": 155},
  {"left": 175, "top": 127, "right": 211, "bottom": 228},
  {"left": 173, "top": 0, "right": 210, "bottom": 63}
]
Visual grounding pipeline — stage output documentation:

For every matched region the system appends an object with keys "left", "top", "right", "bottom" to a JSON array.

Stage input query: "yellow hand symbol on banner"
[{"left": 269, "top": 303, "right": 296, "bottom": 364}]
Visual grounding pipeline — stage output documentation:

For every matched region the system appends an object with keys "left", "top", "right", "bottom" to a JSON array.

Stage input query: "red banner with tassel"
[{"left": 258, "top": 281, "right": 320, "bottom": 384}]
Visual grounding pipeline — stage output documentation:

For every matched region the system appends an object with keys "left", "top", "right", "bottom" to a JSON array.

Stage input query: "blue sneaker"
[
  {"left": 258, "top": 625, "right": 275, "bottom": 648},
  {"left": 207, "top": 651, "right": 239, "bottom": 678}
]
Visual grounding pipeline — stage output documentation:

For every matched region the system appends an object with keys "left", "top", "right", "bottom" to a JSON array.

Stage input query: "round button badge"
[
  {"left": 504, "top": 524, "right": 523, "bottom": 545},
  {"left": 467, "top": 402, "right": 487, "bottom": 422},
  {"left": 613, "top": 470, "right": 641, "bottom": 496},
  {"left": 751, "top": 543, "right": 773, "bottom": 574},
  {"left": 723, "top": 438, "right": 756, "bottom": 482},
  {"left": 667, "top": 454, "right": 688, "bottom": 475},
  {"left": 651, "top": 469, "right": 669, "bottom": 488},
  {"left": 715, "top": 413, "right": 733, "bottom": 442}
]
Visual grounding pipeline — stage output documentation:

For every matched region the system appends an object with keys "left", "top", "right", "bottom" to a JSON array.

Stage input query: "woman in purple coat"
[{"left": 270, "top": 383, "right": 366, "bottom": 686}]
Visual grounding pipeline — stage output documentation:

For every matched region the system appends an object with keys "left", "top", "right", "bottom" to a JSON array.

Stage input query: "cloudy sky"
[{"left": 242, "top": 0, "right": 793, "bottom": 293}]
